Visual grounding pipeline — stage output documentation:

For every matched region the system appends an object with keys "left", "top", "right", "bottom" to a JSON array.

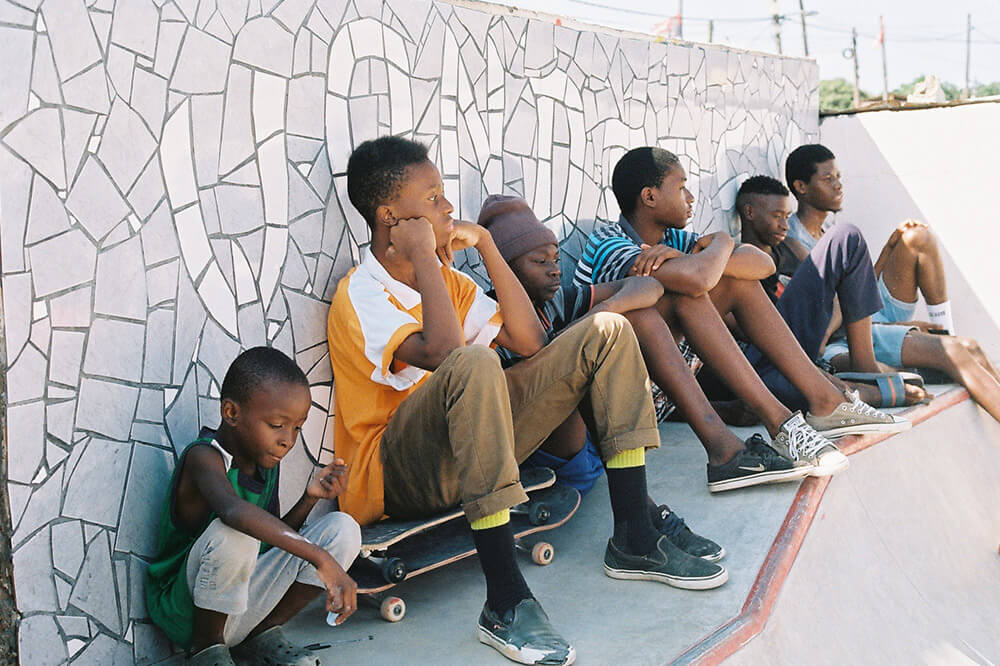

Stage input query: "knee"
[
  {"left": 588, "top": 311, "right": 631, "bottom": 341},
  {"left": 444, "top": 344, "right": 502, "bottom": 376},
  {"left": 200, "top": 519, "right": 259, "bottom": 567},
  {"left": 312, "top": 512, "right": 362, "bottom": 564},
  {"left": 900, "top": 224, "right": 934, "bottom": 252},
  {"left": 830, "top": 222, "right": 869, "bottom": 254}
]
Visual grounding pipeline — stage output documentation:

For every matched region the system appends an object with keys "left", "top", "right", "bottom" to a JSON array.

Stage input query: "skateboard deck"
[
  {"left": 349, "top": 470, "right": 580, "bottom": 622},
  {"left": 359, "top": 466, "right": 556, "bottom": 552}
]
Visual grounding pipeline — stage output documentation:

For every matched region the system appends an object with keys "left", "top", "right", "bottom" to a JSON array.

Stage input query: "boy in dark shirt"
[
  {"left": 146, "top": 347, "right": 361, "bottom": 666},
  {"left": 479, "top": 194, "right": 806, "bottom": 504},
  {"left": 736, "top": 175, "right": 925, "bottom": 408}
]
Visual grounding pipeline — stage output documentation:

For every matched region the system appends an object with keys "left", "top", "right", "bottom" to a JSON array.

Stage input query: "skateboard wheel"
[
  {"left": 380, "top": 596, "right": 406, "bottom": 622},
  {"left": 531, "top": 542, "right": 554, "bottom": 565},
  {"left": 528, "top": 502, "right": 551, "bottom": 526},
  {"left": 381, "top": 557, "right": 407, "bottom": 583}
]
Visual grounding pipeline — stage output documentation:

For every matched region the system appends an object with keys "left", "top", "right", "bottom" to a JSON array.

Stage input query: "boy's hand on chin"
[
  {"left": 306, "top": 458, "right": 349, "bottom": 500},
  {"left": 438, "top": 220, "right": 484, "bottom": 266},
  {"left": 387, "top": 217, "right": 437, "bottom": 262}
]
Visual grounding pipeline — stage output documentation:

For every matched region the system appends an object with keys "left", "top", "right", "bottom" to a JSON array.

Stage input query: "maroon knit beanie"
[{"left": 477, "top": 195, "right": 557, "bottom": 263}]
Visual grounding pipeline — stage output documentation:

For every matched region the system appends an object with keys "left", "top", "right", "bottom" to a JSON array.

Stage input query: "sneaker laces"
[
  {"left": 785, "top": 422, "right": 832, "bottom": 460},
  {"left": 845, "top": 390, "right": 890, "bottom": 421},
  {"left": 659, "top": 507, "right": 689, "bottom": 539}
]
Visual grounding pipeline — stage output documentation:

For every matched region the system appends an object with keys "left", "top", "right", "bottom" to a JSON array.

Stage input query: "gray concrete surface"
[
  {"left": 729, "top": 398, "right": 1000, "bottom": 666},
  {"left": 283, "top": 420, "right": 804, "bottom": 665}
]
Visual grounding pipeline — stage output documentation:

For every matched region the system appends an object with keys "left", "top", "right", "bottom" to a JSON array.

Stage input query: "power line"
[{"left": 564, "top": 0, "right": 776, "bottom": 23}]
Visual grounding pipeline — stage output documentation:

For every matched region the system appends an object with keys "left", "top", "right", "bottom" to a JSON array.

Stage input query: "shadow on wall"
[{"left": 820, "top": 113, "right": 1000, "bottom": 357}]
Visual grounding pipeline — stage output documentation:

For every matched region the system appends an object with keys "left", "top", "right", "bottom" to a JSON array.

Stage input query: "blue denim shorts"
[
  {"left": 871, "top": 274, "right": 917, "bottom": 324},
  {"left": 823, "top": 321, "right": 916, "bottom": 368}
]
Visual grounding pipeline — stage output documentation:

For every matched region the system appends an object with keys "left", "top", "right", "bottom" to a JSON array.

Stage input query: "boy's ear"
[
  {"left": 375, "top": 204, "right": 396, "bottom": 227},
  {"left": 792, "top": 179, "right": 808, "bottom": 197},
  {"left": 220, "top": 398, "right": 240, "bottom": 426},
  {"left": 639, "top": 185, "right": 656, "bottom": 209}
]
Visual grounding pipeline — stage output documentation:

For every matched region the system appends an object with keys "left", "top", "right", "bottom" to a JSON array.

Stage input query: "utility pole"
[
  {"left": 879, "top": 15, "right": 888, "bottom": 102},
  {"left": 798, "top": 0, "right": 809, "bottom": 56},
  {"left": 677, "top": 0, "right": 683, "bottom": 39},
  {"left": 964, "top": 13, "right": 972, "bottom": 99},
  {"left": 708, "top": 19, "right": 714, "bottom": 42},
  {"left": 771, "top": 0, "right": 783, "bottom": 54},
  {"left": 851, "top": 27, "right": 860, "bottom": 107}
]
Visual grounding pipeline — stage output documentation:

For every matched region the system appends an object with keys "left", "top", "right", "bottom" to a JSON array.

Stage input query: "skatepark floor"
[{"left": 280, "top": 383, "right": 990, "bottom": 665}]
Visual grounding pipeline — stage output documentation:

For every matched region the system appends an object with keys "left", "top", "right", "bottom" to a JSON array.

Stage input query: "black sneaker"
[
  {"left": 604, "top": 534, "right": 728, "bottom": 590},
  {"left": 651, "top": 504, "right": 726, "bottom": 562},
  {"left": 477, "top": 599, "right": 576, "bottom": 665},
  {"left": 706, "top": 434, "right": 810, "bottom": 493}
]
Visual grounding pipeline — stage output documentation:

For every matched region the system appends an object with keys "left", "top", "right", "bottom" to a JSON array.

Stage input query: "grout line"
[{"left": 669, "top": 386, "right": 971, "bottom": 665}]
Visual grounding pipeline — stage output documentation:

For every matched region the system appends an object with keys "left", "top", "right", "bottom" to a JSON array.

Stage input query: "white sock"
[{"left": 927, "top": 301, "right": 954, "bottom": 334}]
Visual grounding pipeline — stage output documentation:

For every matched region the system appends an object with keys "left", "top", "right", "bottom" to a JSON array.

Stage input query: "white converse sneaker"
[
  {"left": 806, "top": 389, "right": 911, "bottom": 439},
  {"left": 772, "top": 412, "right": 849, "bottom": 477}
]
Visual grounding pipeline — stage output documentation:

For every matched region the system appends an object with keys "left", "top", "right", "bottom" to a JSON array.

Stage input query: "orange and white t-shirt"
[{"left": 327, "top": 250, "right": 503, "bottom": 525}]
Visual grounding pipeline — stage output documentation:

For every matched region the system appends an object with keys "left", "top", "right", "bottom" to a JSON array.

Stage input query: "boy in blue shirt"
[{"left": 575, "top": 147, "right": 909, "bottom": 474}]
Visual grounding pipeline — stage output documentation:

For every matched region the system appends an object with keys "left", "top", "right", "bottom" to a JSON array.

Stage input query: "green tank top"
[{"left": 145, "top": 435, "right": 279, "bottom": 648}]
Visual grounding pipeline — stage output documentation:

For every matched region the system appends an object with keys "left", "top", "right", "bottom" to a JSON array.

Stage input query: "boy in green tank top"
[{"left": 146, "top": 347, "right": 361, "bottom": 665}]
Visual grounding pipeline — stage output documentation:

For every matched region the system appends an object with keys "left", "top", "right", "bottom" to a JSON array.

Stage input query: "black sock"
[
  {"left": 606, "top": 466, "right": 660, "bottom": 555},
  {"left": 472, "top": 523, "right": 532, "bottom": 617}
]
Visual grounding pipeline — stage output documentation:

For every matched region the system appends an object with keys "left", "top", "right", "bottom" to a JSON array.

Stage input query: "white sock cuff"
[{"left": 927, "top": 301, "right": 954, "bottom": 333}]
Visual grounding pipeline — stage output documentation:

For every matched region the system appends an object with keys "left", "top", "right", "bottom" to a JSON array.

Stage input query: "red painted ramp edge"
[{"left": 669, "top": 387, "right": 971, "bottom": 665}]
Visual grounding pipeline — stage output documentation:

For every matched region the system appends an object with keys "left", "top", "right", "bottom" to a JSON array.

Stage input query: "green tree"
[
  {"left": 974, "top": 81, "right": 1000, "bottom": 97},
  {"left": 819, "top": 78, "right": 868, "bottom": 112}
]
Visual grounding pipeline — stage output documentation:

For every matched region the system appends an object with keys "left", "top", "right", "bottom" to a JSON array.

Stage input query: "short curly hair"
[
  {"left": 736, "top": 175, "right": 790, "bottom": 214},
  {"left": 346, "top": 136, "right": 430, "bottom": 226},
  {"left": 220, "top": 346, "right": 308, "bottom": 405},
  {"left": 785, "top": 144, "right": 835, "bottom": 192},
  {"left": 611, "top": 147, "right": 681, "bottom": 219}
]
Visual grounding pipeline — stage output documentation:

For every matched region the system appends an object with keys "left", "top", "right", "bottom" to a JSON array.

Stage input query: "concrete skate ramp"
[{"left": 728, "top": 398, "right": 1000, "bottom": 665}]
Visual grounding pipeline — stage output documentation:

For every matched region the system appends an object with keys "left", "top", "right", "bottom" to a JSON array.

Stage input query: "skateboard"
[{"left": 349, "top": 467, "right": 581, "bottom": 622}]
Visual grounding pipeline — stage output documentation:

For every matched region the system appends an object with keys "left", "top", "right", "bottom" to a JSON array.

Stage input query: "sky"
[{"left": 481, "top": 0, "right": 1000, "bottom": 94}]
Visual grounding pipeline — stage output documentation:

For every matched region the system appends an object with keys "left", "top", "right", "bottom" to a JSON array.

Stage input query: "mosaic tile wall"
[{"left": 0, "top": 0, "right": 817, "bottom": 662}]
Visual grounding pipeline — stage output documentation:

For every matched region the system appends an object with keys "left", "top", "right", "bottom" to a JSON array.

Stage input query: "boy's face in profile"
[
  {"left": 223, "top": 381, "right": 311, "bottom": 470},
  {"left": 746, "top": 193, "right": 793, "bottom": 247},
  {"left": 387, "top": 160, "right": 455, "bottom": 249},
  {"left": 799, "top": 158, "right": 843, "bottom": 212},
  {"left": 511, "top": 243, "right": 561, "bottom": 305},
  {"left": 649, "top": 165, "right": 695, "bottom": 229}
]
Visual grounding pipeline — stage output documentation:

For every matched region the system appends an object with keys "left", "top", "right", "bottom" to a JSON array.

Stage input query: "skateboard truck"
[
  {"left": 363, "top": 554, "right": 407, "bottom": 583},
  {"left": 511, "top": 500, "right": 551, "bottom": 526}
]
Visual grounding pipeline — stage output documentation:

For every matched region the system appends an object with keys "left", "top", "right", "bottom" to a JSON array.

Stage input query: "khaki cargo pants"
[{"left": 381, "top": 311, "right": 659, "bottom": 522}]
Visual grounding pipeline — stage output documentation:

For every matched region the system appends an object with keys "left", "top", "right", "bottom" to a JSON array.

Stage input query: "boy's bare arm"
[
  {"left": 391, "top": 217, "right": 465, "bottom": 370},
  {"left": 646, "top": 232, "right": 734, "bottom": 297},
  {"left": 590, "top": 277, "right": 664, "bottom": 315},
  {"left": 447, "top": 221, "right": 545, "bottom": 356},
  {"left": 724, "top": 244, "right": 776, "bottom": 280},
  {"left": 184, "top": 447, "right": 358, "bottom": 621}
]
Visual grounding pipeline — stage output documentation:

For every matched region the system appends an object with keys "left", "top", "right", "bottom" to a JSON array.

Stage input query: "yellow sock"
[
  {"left": 470, "top": 509, "right": 510, "bottom": 530},
  {"left": 606, "top": 447, "right": 645, "bottom": 469}
]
